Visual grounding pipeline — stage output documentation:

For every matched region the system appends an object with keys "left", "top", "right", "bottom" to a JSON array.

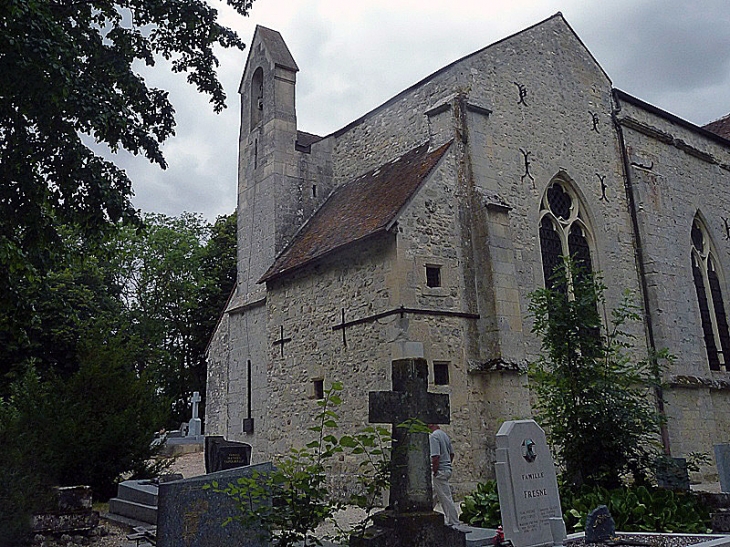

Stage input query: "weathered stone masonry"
[{"left": 207, "top": 14, "right": 730, "bottom": 496}]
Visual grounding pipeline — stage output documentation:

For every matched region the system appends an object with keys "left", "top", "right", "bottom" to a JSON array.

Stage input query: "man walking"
[{"left": 428, "top": 423, "right": 459, "bottom": 527}]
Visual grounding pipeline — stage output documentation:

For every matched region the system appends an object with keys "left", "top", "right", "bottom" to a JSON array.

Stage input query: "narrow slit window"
[
  {"left": 313, "top": 379, "right": 324, "bottom": 400},
  {"left": 426, "top": 266, "right": 441, "bottom": 288}
]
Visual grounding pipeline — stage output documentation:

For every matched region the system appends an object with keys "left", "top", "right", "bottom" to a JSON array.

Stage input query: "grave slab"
[{"left": 156, "top": 462, "right": 273, "bottom": 547}]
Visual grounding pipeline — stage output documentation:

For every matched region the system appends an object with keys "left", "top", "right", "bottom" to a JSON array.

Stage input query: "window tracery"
[
  {"left": 691, "top": 217, "right": 730, "bottom": 371},
  {"left": 539, "top": 179, "right": 593, "bottom": 289}
]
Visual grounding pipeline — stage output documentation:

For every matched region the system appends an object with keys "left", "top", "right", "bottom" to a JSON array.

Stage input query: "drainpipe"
[{"left": 612, "top": 91, "right": 671, "bottom": 456}]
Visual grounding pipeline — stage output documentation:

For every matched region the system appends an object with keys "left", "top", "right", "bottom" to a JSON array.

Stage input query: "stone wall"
[{"left": 617, "top": 95, "right": 730, "bottom": 472}]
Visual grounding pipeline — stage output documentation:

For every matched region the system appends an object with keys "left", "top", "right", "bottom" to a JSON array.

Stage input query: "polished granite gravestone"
[
  {"left": 584, "top": 505, "right": 616, "bottom": 543},
  {"left": 204, "top": 435, "right": 252, "bottom": 473},
  {"left": 716, "top": 444, "right": 730, "bottom": 493},
  {"left": 495, "top": 420, "right": 566, "bottom": 547},
  {"left": 156, "top": 462, "right": 273, "bottom": 547},
  {"left": 656, "top": 456, "right": 690, "bottom": 491}
]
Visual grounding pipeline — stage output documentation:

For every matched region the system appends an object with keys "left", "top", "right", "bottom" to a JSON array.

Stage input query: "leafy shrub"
[
  {"left": 1, "top": 360, "right": 167, "bottom": 509},
  {"left": 0, "top": 369, "right": 56, "bottom": 546},
  {"left": 561, "top": 485, "right": 710, "bottom": 534},
  {"left": 209, "top": 382, "right": 393, "bottom": 546},
  {"left": 459, "top": 482, "right": 710, "bottom": 534},
  {"left": 529, "top": 260, "right": 668, "bottom": 488},
  {"left": 459, "top": 480, "right": 501, "bottom": 528}
]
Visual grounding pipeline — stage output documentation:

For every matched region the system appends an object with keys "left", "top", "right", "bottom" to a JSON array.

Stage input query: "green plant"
[
  {"left": 529, "top": 258, "right": 669, "bottom": 488},
  {"left": 560, "top": 485, "right": 710, "bottom": 534},
  {"left": 459, "top": 480, "right": 501, "bottom": 528},
  {"left": 208, "top": 382, "right": 394, "bottom": 546},
  {"left": 459, "top": 481, "right": 710, "bottom": 535}
]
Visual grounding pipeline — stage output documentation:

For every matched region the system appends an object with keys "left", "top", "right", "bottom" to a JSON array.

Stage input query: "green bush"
[
  {"left": 0, "top": 360, "right": 167, "bottom": 519},
  {"left": 459, "top": 480, "right": 501, "bottom": 528},
  {"left": 529, "top": 260, "right": 668, "bottom": 488},
  {"left": 0, "top": 369, "right": 56, "bottom": 546},
  {"left": 209, "top": 382, "right": 394, "bottom": 547},
  {"left": 459, "top": 480, "right": 710, "bottom": 534},
  {"left": 561, "top": 485, "right": 710, "bottom": 534}
]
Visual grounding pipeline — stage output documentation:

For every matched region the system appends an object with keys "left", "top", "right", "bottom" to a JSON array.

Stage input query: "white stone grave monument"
[
  {"left": 495, "top": 420, "right": 566, "bottom": 547},
  {"left": 188, "top": 391, "right": 202, "bottom": 437}
]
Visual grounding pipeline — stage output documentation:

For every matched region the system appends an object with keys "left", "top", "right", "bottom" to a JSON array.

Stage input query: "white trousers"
[{"left": 433, "top": 470, "right": 459, "bottom": 527}]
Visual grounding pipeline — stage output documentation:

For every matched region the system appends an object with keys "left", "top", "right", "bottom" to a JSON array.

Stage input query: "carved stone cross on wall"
[{"left": 369, "top": 358, "right": 450, "bottom": 513}]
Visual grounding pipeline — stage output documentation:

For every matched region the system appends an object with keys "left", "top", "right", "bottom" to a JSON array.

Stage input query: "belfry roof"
[
  {"left": 259, "top": 140, "right": 452, "bottom": 283},
  {"left": 255, "top": 25, "right": 298, "bottom": 72}
]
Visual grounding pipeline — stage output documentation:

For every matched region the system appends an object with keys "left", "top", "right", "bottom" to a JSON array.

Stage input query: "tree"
[
  {"left": 0, "top": 226, "right": 138, "bottom": 393},
  {"left": 111, "top": 212, "right": 236, "bottom": 424},
  {"left": 528, "top": 259, "right": 667, "bottom": 488},
  {"left": 0, "top": 0, "right": 252, "bottom": 343}
]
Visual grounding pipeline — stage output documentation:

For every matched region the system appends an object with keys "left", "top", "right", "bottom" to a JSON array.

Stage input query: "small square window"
[
  {"left": 434, "top": 362, "right": 450, "bottom": 385},
  {"left": 426, "top": 266, "right": 441, "bottom": 288},
  {"left": 313, "top": 379, "right": 324, "bottom": 400}
]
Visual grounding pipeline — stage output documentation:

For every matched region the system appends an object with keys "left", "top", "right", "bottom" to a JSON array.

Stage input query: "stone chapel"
[{"left": 206, "top": 13, "right": 730, "bottom": 495}]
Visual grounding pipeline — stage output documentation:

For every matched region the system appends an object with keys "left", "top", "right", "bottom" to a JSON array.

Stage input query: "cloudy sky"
[{"left": 115, "top": 0, "right": 730, "bottom": 221}]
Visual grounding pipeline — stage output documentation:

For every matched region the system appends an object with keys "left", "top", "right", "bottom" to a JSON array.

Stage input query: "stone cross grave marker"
[
  {"left": 369, "top": 357, "right": 450, "bottom": 513},
  {"left": 188, "top": 391, "right": 202, "bottom": 437},
  {"left": 495, "top": 420, "right": 566, "bottom": 547}
]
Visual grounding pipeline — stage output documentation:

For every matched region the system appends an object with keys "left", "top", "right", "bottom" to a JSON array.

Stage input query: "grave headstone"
[
  {"left": 495, "top": 420, "right": 565, "bottom": 547},
  {"left": 160, "top": 392, "right": 205, "bottom": 456},
  {"left": 369, "top": 357, "right": 450, "bottom": 512},
  {"left": 188, "top": 391, "right": 202, "bottom": 437},
  {"left": 716, "top": 444, "right": 730, "bottom": 493},
  {"left": 205, "top": 436, "right": 253, "bottom": 473},
  {"left": 584, "top": 505, "right": 616, "bottom": 543},
  {"left": 350, "top": 357, "right": 465, "bottom": 547},
  {"left": 156, "top": 462, "right": 273, "bottom": 547},
  {"left": 656, "top": 456, "right": 690, "bottom": 491}
]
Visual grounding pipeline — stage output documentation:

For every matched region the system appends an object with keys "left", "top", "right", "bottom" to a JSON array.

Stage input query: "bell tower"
[{"left": 237, "top": 26, "right": 300, "bottom": 302}]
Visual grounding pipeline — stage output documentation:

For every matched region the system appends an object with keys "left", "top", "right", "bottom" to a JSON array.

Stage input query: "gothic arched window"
[
  {"left": 539, "top": 179, "right": 594, "bottom": 290},
  {"left": 691, "top": 217, "right": 730, "bottom": 371},
  {"left": 250, "top": 67, "right": 264, "bottom": 130}
]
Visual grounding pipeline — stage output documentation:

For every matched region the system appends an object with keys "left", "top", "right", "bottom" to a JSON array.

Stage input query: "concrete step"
[{"left": 108, "top": 498, "right": 157, "bottom": 526}]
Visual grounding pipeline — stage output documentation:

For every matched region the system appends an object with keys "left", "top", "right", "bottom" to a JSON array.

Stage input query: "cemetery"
[
  {"left": 6, "top": 8, "right": 730, "bottom": 547},
  {"left": 87, "top": 364, "right": 730, "bottom": 547},
  {"left": 17, "top": 360, "right": 730, "bottom": 547}
]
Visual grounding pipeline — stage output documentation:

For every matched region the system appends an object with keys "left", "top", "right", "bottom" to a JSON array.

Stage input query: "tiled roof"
[
  {"left": 296, "top": 131, "right": 323, "bottom": 152},
  {"left": 704, "top": 114, "right": 730, "bottom": 140},
  {"left": 259, "top": 141, "right": 452, "bottom": 283}
]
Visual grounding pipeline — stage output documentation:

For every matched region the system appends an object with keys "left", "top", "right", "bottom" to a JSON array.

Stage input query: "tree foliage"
[
  {"left": 528, "top": 259, "right": 668, "bottom": 488},
  {"left": 0, "top": 211, "right": 236, "bottom": 542},
  {"left": 0, "top": 361, "right": 168, "bottom": 544},
  {"left": 112, "top": 212, "right": 236, "bottom": 424},
  {"left": 0, "top": 0, "right": 251, "bottom": 326}
]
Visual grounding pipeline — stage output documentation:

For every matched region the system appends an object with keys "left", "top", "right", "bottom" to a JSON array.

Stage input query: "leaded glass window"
[
  {"left": 691, "top": 217, "right": 730, "bottom": 371},
  {"left": 539, "top": 179, "right": 594, "bottom": 289}
]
